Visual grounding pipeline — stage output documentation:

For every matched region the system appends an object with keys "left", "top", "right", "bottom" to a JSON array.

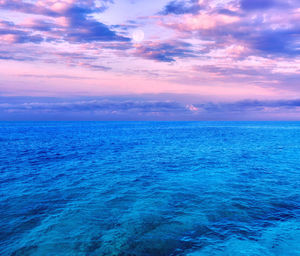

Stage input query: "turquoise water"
[{"left": 1, "top": 122, "right": 300, "bottom": 255}]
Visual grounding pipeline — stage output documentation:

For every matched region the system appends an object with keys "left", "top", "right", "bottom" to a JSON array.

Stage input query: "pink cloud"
[{"left": 168, "top": 13, "right": 240, "bottom": 31}]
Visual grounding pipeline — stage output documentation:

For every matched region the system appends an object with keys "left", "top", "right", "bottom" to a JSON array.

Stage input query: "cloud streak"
[{"left": 1, "top": 97, "right": 300, "bottom": 120}]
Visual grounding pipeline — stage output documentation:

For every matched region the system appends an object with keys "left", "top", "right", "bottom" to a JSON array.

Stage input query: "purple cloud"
[
  {"left": 195, "top": 99, "right": 300, "bottom": 112},
  {"left": 134, "top": 40, "right": 195, "bottom": 62},
  {"left": 0, "top": 0, "right": 129, "bottom": 43},
  {"left": 240, "top": 0, "right": 277, "bottom": 10},
  {"left": 0, "top": 99, "right": 183, "bottom": 112},
  {"left": 160, "top": 0, "right": 202, "bottom": 15},
  {"left": 160, "top": 0, "right": 300, "bottom": 59},
  {"left": 1, "top": 96, "right": 300, "bottom": 121},
  {"left": 0, "top": 0, "right": 111, "bottom": 17},
  {"left": 0, "top": 20, "right": 44, "bottom": 44}
]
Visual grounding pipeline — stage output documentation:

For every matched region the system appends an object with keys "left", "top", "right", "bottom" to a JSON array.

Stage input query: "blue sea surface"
[{"left": 0, "top": 121, "right": 300, "bottom": 255}]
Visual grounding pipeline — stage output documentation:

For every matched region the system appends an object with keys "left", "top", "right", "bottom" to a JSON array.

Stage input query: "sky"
[{"left": 0, "top": 0, "right": 299, "bottom": 120}]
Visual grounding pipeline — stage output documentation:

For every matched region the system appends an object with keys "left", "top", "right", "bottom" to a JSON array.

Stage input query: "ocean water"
[{"left": 0, "top": 121, "right": 300, "bottom": 256}]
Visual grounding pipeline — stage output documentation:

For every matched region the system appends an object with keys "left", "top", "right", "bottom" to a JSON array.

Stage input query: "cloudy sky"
[{"left": 0, "top": 0, "right": 299, "bottom": 120}]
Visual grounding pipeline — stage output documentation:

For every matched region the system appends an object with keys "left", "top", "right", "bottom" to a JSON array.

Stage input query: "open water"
[{"left": 0, "top": 122, "right": 300, "bottom": 255}]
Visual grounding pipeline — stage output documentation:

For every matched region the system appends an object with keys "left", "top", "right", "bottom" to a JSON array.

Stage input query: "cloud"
[
  {"left": 0, "top": 0, "right": 129, "bottom": 43},
  {"left": 240, "top": 0, "right": 277, "bottom": 10},
  {"left": 1, "top": 97, "right": 300, "bottom": 121},
  {"left": 160, "top": 0, "right": 202, "bottom": 15},
  {"left": 0, "top": 48, "right": 35, "bottom": 61},
  {"left": 21, "top": 18, "right": 58, "bottom": 32},
  {"left": 1, "top": 33, "right": 44, "bottom": 44},
  {"left": 134, "top": 40, "right": 195, "bottom": 62},
  {"left": 0, "top": 0, "right": 112, "bottom": 17},
  {"left": 166, "top": 12, "right": 240, "bottom": 30},
  {"left": 18, "top": 74, "right": 93, "bottom": 80},
  {"left": 159, "top": 0, "right": 300, "bottom": 58},
  {"left": 78, "top": 63, "right": 112, "bottom": 71},
  {"left": 63, "top": 8, "right": 130, "bottom": 43},
  {"left": 52, "top": 51, "right": 111, "bottom": 70},
  {"left": 0, "top": 55, "right": 34, "bottom": 61},
  {"left": 194, "top": 64, "right": 269, "bottom": 80},
  {"left": 0, "top": 1, "right": 132, "bottom": 74},
  {"left": 195, "top": 99, "right": 300, "bottom": 113},
  {"left": 249, "top": 28, "right": 300, "bottom": 56},
  {"left": 0, "top": 20, "right": 44, "bottom": 44},
  {"left": 0, "top": 40, "right": 113, "bottom": 72},
  {"left": 193, "top": 63, "right": 300, "bottom": 91},
  {"left": 0, "top": 99, "right": 185, "bottom": 113}
]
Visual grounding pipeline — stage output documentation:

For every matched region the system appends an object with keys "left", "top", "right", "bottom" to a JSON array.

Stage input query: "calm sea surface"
[{"left": 0, "top": 122, "right": 300, "bottom": 255}]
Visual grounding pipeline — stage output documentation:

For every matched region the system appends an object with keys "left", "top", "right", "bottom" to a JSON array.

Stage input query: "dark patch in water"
[{"left": 11, "top": 245, "right": 38, "bottom": 256}]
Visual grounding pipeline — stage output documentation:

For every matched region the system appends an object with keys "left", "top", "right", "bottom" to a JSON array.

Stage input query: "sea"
[{"left": 0, "top": 121, "right": 300, "bottom": 256}]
